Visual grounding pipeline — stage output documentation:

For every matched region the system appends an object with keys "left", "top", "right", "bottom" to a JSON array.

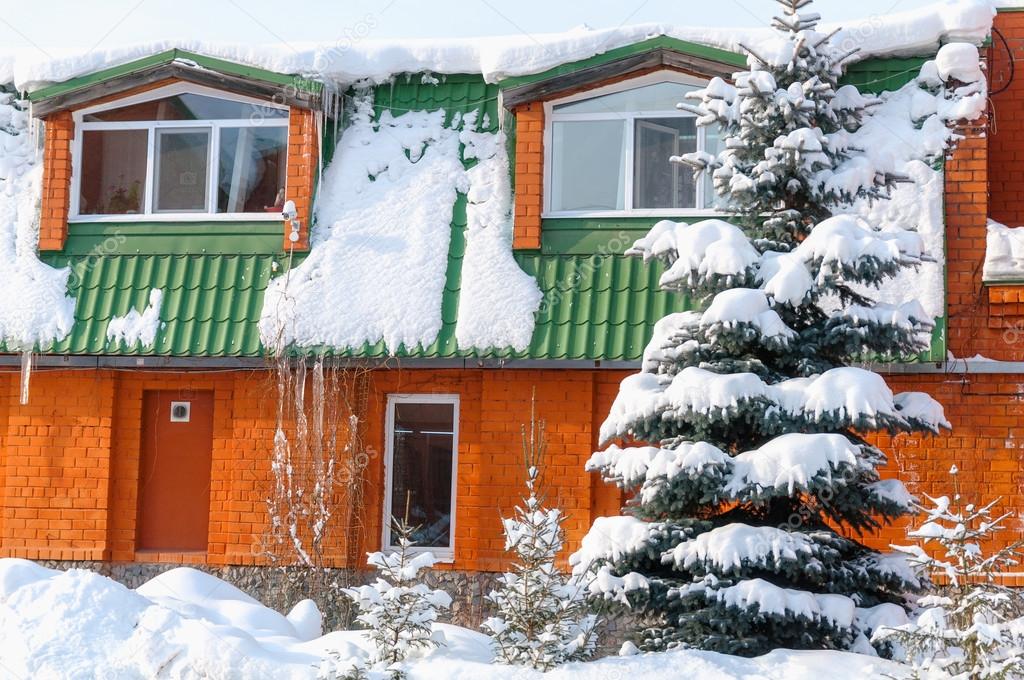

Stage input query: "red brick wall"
[
  {"left": 39, "top": 111, "right": 73, "bottom": 252},
  {"left": 989, "top": 11, "right": 1024, "bottom": 226},
  {"left": 0, "top": 367, "right": 622, "bottom": 571},
  {"left": 284, "top": 107, "right": 318, "bottom": 252},
  {"left": 512, "top": 102, "right": 543, "bottom": 250}
]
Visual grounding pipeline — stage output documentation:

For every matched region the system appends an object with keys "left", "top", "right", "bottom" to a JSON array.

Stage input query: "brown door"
[{"left": 137, "top": 390, "right": 214, "bottom": 551}]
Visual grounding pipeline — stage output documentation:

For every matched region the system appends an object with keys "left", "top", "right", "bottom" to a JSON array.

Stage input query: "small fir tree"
[
  {"left": 874, "top": 465, "right": 1024, "bottom": 679},
  {"left": 482, "top": 396, "right": 599, "bottom": 670},
  {"left": 340, "top": 518, "right": 452, "bottom": 677},
  {"left": 577, "top": 0, "right": 967, "bottom": 656}
]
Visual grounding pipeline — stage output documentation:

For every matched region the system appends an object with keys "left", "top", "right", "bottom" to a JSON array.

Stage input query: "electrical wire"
[{"left": 991, "top": 26, "right": 1016, "bottom": 97}]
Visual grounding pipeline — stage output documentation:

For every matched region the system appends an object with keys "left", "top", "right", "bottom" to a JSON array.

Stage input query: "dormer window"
[
  {"left": 72, "top": 84, "right": 289, "bottom": 220},
  {"left": 544, "top": 74, "right": 720, "bottom": 217}
]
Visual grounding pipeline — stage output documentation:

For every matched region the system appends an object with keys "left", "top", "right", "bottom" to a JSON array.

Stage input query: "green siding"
[{"left": 841, "top": 57, "right": 927, "bottom": 94}]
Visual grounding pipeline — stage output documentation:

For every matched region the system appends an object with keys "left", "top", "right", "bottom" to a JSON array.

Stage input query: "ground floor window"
[{"left": 383, "top": 394, "right": 459, "bottom": 557}]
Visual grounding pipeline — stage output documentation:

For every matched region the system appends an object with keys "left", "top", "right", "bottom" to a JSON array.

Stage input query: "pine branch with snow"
[
  {"left": 575, "top": 0, "right": 983, "bottom": 658},
  {"left": 874, "top": 465, "right": 1024, "bottom": 679},
  {"left": 341, "top": 518, "right": 452, "bottom": 675},
  {"left": 482, "top": 397, "right": 599, "bottom": 670}
]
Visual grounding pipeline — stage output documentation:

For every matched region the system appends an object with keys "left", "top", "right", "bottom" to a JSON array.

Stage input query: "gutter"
[{"left": 1, "top": 354, "right": 1023, "bottom": 375}]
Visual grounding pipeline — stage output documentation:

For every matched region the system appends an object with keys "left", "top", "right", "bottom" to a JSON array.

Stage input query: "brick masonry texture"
[
  {"left": 512, "top": 101, "right": 543, "bottom": 249},
  {"left": 0, "top": 368, "right": 623, "bottom": 572},
  {"left": 39, "top": 111, "right": 73, "bottom": 251}
]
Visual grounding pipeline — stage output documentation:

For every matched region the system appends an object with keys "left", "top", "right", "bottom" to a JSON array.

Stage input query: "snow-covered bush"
[
  {"left": 874, "top": 465, "right": 1024, "bottom": 678},
  {"left": 574, "top": 0, "right": 980, "bottom": 657},
  {"left": 340, "top": 519, "right": 452, "bottom": 677},
  {"left": 482, "top": 404, "right": 599, "bottom": 669}
]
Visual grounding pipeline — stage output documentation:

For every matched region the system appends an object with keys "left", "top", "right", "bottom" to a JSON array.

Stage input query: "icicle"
[{"left": 19, "top": 350, "right": 32, "bottom": 405}]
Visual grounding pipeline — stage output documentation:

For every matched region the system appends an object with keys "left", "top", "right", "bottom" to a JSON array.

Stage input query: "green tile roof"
[
  {"left": 31, "top": 245, "right": 685, "bottom": 361},
  {"left": 23, "top": 56, "right": 938, "bottom": 362},
  {"left": 36, "top": 253, "right": 277, "bottom": 357}
]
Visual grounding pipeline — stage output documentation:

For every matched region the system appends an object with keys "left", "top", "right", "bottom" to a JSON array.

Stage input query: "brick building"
[{"left": 0, "top": 8, "right": 1017, "bottom": 595}]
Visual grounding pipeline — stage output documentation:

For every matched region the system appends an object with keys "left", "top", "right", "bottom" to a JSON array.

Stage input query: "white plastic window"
[{"left": 545, "top": 73, "right": 721, "bottom": 217}]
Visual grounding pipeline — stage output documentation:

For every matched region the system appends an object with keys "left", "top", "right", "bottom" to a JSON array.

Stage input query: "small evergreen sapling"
[
  {"left": 340, "top": 517, "right": 452, "bottom": 677},
  {"left": 874, "top": 465, "right": 1024, "bottom": 679},
  {"left": 482, "top": 397, "right": 599, "bottom": 670}
]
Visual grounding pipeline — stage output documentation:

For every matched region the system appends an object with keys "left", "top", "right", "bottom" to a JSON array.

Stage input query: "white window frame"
[
  {"left": 543, "top": 71, "right": 719, "bottom": 219},
  {"left": 382, "top": 393, "right": 460, "bottom": 561},
  {"left": 69, "top": 82, "right": 289, "bottom": 223}
]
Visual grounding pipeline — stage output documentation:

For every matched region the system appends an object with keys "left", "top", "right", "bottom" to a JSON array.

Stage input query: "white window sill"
[
  {"left": 68, "top": 213, "right": 285, "bottom": 224},
  {"left": 543, "top": 209, "right": 723, "bottom": 219},
  {"left": 384, "top": 547, "right": 454, "bottom": 562}
]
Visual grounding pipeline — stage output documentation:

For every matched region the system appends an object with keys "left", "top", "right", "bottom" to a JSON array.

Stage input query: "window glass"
[
  {"left": 550, "top": 120, "right": 626, "bottom": 212},
  {"left": 154, "top": 129, "right": 210, "bottom": 212},
  {"left": 387, "top": 401, "right": 456, "bottom": 549},
  {"left": 217, "top": 127, "right": 287, "bottom": 213},
  {"left": 703, "top": 125, "right": 726, "bottom": 210},
  {"left": 83, "top": 93, "right": 287, "bottom": 122},
  {"left": 78, "top": 129, "right": 148, "bottom": 215},
  {"left": 553, "top": 81, "right": 698, "bottom": 114},
  {"left": 633, "top": 117, "right": 697, "bottom": 209}
]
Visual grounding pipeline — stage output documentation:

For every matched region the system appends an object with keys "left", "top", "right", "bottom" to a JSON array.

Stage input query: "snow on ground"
[
  {"left": 1, "top": 1, "right": 994, "bottom": 90},
  {"left": 0, "top": 559, "right": 911, "bottom": 680},
  {"left": 0, "top": 94, "right": 75, "bottom": 351},
  {"left": 105, "top": 288, "right": 163, "bottom": 350}
]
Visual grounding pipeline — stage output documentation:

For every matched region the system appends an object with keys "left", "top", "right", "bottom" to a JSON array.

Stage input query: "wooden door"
[{"left": 137, "top": 390, "right": 214, "bottom": 551}]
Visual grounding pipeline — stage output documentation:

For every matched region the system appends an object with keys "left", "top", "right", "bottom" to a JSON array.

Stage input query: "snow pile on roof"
[
  {"left": 632, "top": 44, "right": 986, "bottom": 324},
  {"left": 6, "top": 1, "right": 994, "bottom": 90},
  {"left": 984, "top": 219, "right": 1024, "bottom": 281},
  {"left": 843, "top": 40, "right": 987, "bottom": 320},
  {"left": 105, "top": 288, "right": 163, "bottom": 350},
  {"left": 259, "top": 98, "right": 537, "bottom": 354},
  {"left": 455, "top": 116, "right": 541, "bottom": 351},
  {"left": 0, "top": 558, "right": 911, "bottom": 679},
  {"left": 0, "top": 93, "right": 75, "bottom": 350}
]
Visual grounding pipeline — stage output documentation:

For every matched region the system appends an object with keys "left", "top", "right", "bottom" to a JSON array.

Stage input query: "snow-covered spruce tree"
[
  {"left": 340, "top": 518, "right": 452, "bottom": 676},
  {"left": 574, "top": 0, "right": 956, "bottom": 657},
  {"left": 482, "top": 397, "right": 599, "bottom": 669},
  {"left": 874, "top": 465, "right": 1024, "bottom": 678}
]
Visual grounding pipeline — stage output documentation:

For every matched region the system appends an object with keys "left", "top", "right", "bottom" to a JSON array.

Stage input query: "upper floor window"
[
  {"left": 545, "top": 74, "right": 720, "bottom": 217},
  {"left": 72, "top": 84, "right": 288, "bottom": 220}
]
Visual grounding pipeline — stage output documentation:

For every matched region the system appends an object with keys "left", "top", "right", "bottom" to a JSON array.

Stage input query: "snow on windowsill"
[{"left": 983, "top": 219, "right": 1024, "bottom": 282}]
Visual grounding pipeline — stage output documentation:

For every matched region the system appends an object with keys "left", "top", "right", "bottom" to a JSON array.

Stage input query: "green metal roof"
[
  {"left": 25, "top": 53, "right": 941, "bottom": 363},
  {"left": 32, "top": 253, "right": 276, "bottom": 356},
  {"left": 27, "top": 49, "right": 320, "bottom": 101},
  {"left": 32, "top": 244, "right": 684, "bottom": 361}
]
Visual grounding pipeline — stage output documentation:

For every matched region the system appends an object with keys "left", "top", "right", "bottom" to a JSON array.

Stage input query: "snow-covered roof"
[{"left": 1, "top": 0, "right": 995, "bottom": 92}]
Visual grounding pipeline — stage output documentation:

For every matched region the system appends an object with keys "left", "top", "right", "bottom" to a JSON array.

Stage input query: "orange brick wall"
[
  {"left": 284, "top": 107, "right": 318, "bottom": 252},
  {"left": 512, "top": 102, "right": 543, "bottom": 249},
  {"left": 989, "top": 11, "right": 1024, "bottom": 226},
  {"left": 39, "top": 111, "right": 73, "bottom": 252},
  {"left": 0, "top": 367, "right": 627, "bottom": 571},
  {"left": 0, "top": 370, "right": 115, "bottom": 560}
]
